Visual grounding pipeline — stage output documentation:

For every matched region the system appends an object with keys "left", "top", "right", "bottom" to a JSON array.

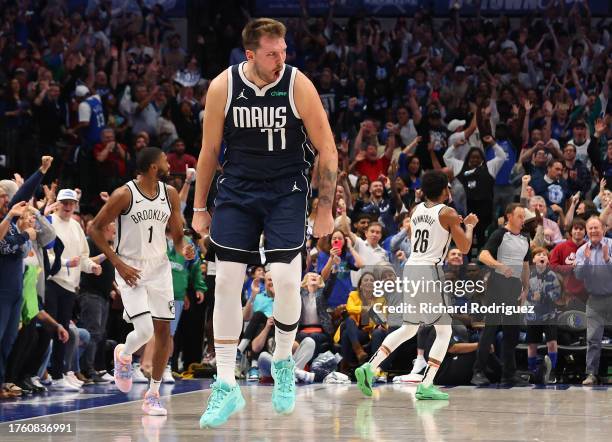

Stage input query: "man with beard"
[{"left": 90, "top": 147, "right": 195, "bottom": 415}]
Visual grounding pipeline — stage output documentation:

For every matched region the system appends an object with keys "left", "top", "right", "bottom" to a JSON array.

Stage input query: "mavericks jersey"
[
  {"left": 408, "top": 202, "right": 452, "bottom": 265},
  {"left": 84, "top": 95, "right": 105, "bottom": 147},
  {"left": 115, "top": 180, "right": 171, "bottom": 260},
  {"left": 223, "top": 62, "right": 314, "bottom": 180}
]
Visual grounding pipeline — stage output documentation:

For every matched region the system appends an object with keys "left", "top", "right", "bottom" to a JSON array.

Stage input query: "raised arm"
[
  {"left": 440, "top": 207, "right": 477, "bottom": 254},
  {"left": 519, "top": 143, "right": 539, "bottom": 165},
  {"left": 486, "top": 141, "right": 508, "bottom": 178},
  {"left": 402, "top": 135, "right": 421, "bottom": 156},
  {"left": 464, "top": 112, "right": 478, "bottom": 140}
]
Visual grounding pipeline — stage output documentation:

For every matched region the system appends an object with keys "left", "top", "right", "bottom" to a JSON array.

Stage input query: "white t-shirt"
[
  {"left": 400, "top": 120, "right": 418, "bottom": 146},
  {"left": 302, "top": 292, "right": 319, "bottom": 325},
  {"left": 351, "top": 236, "right": 389, "bottom": 286}
]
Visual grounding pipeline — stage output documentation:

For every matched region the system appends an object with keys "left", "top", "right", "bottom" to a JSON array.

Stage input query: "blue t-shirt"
[
  {"left": 83, "top": 95, "right": 105, "bottom": 148},
  {"left": 317, "top": 251, "right": 356, "bottom": 308},
  {"left": 253, "top": 292, "right": 274, "bottom": 318}
]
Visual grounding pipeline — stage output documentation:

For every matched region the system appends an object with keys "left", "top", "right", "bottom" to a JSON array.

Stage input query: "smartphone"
[
  {"left": 332, "top": 239, "right": 343, "bottom": 250},
  {"left": 368, "top": 307, "right": 385, "bottom": 326}
]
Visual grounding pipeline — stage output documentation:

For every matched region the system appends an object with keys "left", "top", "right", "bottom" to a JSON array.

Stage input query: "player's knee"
[
  {"left": 434, "top": 324, "right": 452, "bottom": 341},
  {"left": 137, "top": 316, "right": 155, "bottom": 342},
  {"left": 215, "top": 261, "right": 247, "bottom": 293},
  {"left": 398, "top": 324, "right": 418, "bottom": 340},
  {"left": 270, "top": 278, "right": 301, "bottom": 300}
]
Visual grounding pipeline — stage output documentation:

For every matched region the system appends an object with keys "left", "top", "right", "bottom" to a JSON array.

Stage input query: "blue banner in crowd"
[{"left": 255, "top": 0, "right": 608, "bottom": 17}]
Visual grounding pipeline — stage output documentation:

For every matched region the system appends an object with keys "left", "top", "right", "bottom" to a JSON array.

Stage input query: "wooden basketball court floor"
[{"left": 1, "top": 380, "right": 612, "bottom": 441}]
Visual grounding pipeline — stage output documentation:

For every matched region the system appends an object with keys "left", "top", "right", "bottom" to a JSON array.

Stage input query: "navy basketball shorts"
[{"left": 209, "top": 173, "right": 309, "bottom": 265}]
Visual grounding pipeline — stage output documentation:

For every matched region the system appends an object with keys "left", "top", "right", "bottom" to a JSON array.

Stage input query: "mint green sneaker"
[
  {"left": 355, "top": 362, "right": 375, "bottom": 397},
  {"left": 199, "top": 378, "right": 245, "bottom": 428},
  {"left": 415, "top": 383, "right": 449, "bottom": 400},
  {"left": 271, "top": 357, "right": 296, "bottom": 415}
]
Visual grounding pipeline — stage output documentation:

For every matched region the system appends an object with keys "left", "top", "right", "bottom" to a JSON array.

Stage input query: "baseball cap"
[
  {"left": 57, "top": 189, "right": 78, "bottom": 202},
  {"left": 143, "top": 47, "right": 154, "bottom": 59},
  {"left": 75, "top": 85, "right": 90, "bottom": 98},
  {"left": 454, "top": 65, "right": 466, "bottom": 73},
  {"left": 500, "top": 40, "right": 518, "bottom": 53},
  {"left": 448, "top": 119, "right": 466, "bottom": 132}
]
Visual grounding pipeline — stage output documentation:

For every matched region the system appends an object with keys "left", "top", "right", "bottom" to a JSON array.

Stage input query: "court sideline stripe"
[{"left": 0, "top": 385, "right": 221, "bottom": 424}]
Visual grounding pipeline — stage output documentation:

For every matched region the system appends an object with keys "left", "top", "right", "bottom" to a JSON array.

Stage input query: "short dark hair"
[
  {"left": 505, "top": 203, "right": 524, "bottom": 216},
  {"left": 137, "top": 147, "right": 163, "bottom": 173},
  {"left": 548, "top": 158, "right": 563, "bottom": 169},
  {"left": 571, "top": 218, "right": 586, "bottom": 231},
  {"left": 353, "top": 212, "right": 371, "bottom": 223},
  {"left": 421, "top": 170, "right": 448, "bottom": 200}
]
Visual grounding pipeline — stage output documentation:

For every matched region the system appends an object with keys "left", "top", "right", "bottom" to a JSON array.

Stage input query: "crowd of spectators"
[{"left": 4, "top": 0, "right": 612, "bottom": 399}]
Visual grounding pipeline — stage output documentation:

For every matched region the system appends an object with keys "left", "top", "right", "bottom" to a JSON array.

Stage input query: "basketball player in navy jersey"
[
  {"left": 90, "top": 147, "right": 195, "bottom": 416},
  {"left": 192, "top": 18, "right": 337, "bottom": 428}
]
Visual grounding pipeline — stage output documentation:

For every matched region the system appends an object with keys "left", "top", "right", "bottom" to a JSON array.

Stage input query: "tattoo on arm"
[{"left": 318, "top": 167, "right": 337, "bottom": 208}]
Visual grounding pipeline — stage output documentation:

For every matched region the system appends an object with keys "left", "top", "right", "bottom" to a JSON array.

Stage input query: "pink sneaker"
[
  {"left": 114, "top": 344, "right": 133, "bottom": 393},
  {"left": 142, "top": 391, "right": 167, "bottom": 416}
]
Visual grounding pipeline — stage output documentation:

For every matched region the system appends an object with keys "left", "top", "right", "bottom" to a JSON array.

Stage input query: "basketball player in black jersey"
[{"left": 193, "top": 18, "right": 337, "bottom": 428}]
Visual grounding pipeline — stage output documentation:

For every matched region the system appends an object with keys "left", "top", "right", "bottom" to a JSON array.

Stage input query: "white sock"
[
  {"left": 270, "top": 256, "right": 302, "bottom": 362},
  {"left": 421, "top": 324, "right": 452, "bottom": 387},
  {"left": 213, "top": 260, "right": 248, "bottom": 386},
  {"left": 122, "top": 314, "right": 154, "bottom": 358},
  {"left": 149, "top": 378, "right": 161, "bottom": 395},
  {"left": 421, "top": 362, "right": 440, "bottom": 387},
  {"left": 215, "top": 344, "right": 238, "bottom": 386},
  {"left": 370, "top": 324, "right": 419, "bottom": 370}
]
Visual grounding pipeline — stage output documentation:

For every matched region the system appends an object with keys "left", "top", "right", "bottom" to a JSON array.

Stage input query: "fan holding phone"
[{"left": 317, "top": 230, "right": 366, "bottom": 308}]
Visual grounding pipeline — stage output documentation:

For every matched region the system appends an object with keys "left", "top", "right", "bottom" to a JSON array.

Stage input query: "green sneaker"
[
  {"left": 415, "top": 383, "right": 449, "bottom": 400},
  {"left": 271, "top": 357, "right": 296, "bottom": 415},
  {"left": 199, "top": 378, "right": 245, "bottom": 428},
  {"left": 355, "top": 362, "right": 375, "bottom": 397}
]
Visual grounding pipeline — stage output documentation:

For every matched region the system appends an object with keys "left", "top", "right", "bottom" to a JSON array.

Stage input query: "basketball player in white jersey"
[
  {"left": 192, "top": 18, "right": 336, "bottom": 428},
  {"left": 356, "top": 170, "right": 478, "bottom": 400},
  {"left": 90, "top": 147, "right": 195, "bottom": 415}
]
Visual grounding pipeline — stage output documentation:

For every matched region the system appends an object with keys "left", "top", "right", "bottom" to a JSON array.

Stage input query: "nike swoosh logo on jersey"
[
  {"left": 160, "top": 198, "right": 166, "bottom": 201},
  {"left": 135, "top": 200, "right": 143, "bottom": 203}
]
